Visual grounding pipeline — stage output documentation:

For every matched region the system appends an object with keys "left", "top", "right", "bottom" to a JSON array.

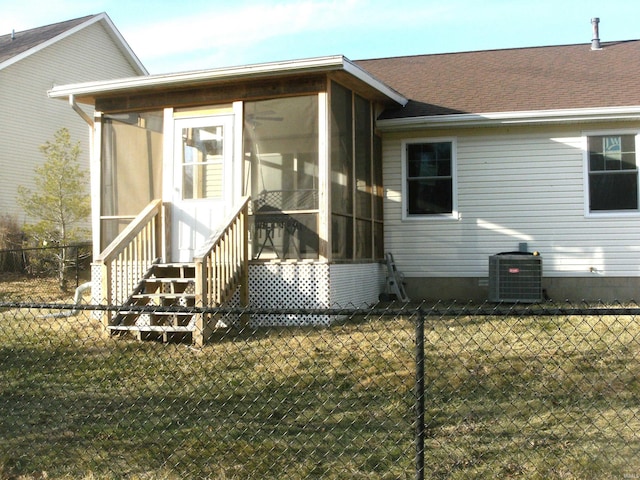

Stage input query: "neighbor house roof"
[
  {"left": 356, "top": 40, "right": 640, "bottom": 123},
  {"left": 0, "top": 13, "right": 147, "bottom": 74}
]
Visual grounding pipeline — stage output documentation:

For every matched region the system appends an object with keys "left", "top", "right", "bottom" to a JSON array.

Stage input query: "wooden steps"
[{"left": 109, "top": 263, "right": 197, "bottom": 343}]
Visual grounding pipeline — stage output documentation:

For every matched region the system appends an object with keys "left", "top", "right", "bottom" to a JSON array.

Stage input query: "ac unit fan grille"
[{"left": 488, "top": 254, "right": 542, "bottom": 303}]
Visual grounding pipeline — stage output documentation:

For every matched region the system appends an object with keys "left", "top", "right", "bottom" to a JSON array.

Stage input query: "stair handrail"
[
  {"left": 193, "top": 196, "right": 249, "bottom": 310},
  {"left": 95, "top": 199, "right": 164, "bottom": 321}
]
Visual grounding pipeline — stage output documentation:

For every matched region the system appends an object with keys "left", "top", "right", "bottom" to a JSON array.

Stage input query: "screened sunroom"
[
  {"left": 50, "top": 56, "right": 406, "bottom": 335},
  {"left": 243, "top": 85, "right": 386, "bottom": 263}
]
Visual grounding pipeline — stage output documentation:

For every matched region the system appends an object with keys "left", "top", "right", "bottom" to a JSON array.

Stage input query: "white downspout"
[
  {"left": 40, "top": 281, "right": 93, "bottom": 318},
  {"left": 69, "top": 94, "right": 94, "bottom": 127},
  {"left": 66, "top": 94, "right": 101, "bottom": 298}
]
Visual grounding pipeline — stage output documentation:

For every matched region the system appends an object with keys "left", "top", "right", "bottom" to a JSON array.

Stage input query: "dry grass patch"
[{"left": 0, "top": 273, "right": 85, "bottom": 303}]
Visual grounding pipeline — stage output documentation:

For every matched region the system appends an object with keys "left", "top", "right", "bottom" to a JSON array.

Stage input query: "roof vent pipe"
[
  {"left": 591, "top": 17, "right": 602, "bottom": 50},
  {"left": 11, "top": 29, "right": 15, "bottom": 40}
]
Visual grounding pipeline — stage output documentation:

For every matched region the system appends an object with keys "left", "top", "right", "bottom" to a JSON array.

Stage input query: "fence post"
[{"left": 415, "top": 308, "right": 425, "bottom": 480}]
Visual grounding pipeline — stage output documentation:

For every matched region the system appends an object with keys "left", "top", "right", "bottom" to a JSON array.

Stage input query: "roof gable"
[
  {"left": 0, "top": 13, "right": 147, "bottom": 74},
  {"left": 356, "top": 40, "right": 640, "bottom": 120}
]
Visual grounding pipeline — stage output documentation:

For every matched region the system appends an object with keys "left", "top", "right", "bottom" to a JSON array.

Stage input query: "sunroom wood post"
[
  {"left": 318, "top": 91, "right": 330, "bottom": 262},
  {"left": 161, "top": 202, "right": 170, "bottom": 262},
  {"left": 91, "top": 112, "right": 103, "bottom": 260}
]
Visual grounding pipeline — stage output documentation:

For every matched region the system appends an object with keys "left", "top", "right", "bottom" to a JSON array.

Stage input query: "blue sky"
[{"left": 2, "top": 0, "right": 640, "bottom": 74}]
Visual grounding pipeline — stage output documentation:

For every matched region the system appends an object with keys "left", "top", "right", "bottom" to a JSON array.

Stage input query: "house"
[
  {"left": 0, "top": 13, "right": 146, "bottom": 226},
  {"left": 356, "top": 26, "right": 640, "bottom": 303},
  {"left": 48, "top": 24, "right": 640, "bottom": 343}
]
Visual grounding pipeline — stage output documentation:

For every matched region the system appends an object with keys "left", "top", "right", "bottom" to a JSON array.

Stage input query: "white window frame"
[
  {"left": 401, "top": 137, "right": 459, "bottom": 221},
  {"left": 583, "top": 129, "right": 640, "bottom": 218}
]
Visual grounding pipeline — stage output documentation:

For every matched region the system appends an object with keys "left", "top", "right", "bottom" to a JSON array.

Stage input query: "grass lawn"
[
  {"left": 422, "top": 311, "right": 640, "bottom": 479},
  {"left": 0, "top": 298, "right": 639, "bottom": 479},
  {"left": 0, "top": 308, "right": 416, "bottom": 480}
]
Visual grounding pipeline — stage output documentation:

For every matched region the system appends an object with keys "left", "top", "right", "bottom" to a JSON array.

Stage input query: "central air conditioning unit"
[{"left": 488, "top": 253, "right": 542, "bottom": 303}]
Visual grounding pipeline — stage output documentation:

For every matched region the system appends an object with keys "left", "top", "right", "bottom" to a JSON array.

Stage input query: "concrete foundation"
[{"left": 405, "top": 276, "right": 640, "bottom": 303}]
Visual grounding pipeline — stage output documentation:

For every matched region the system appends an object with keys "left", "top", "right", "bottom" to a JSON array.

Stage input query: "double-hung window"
[
  {"left": 587, "top": 133, "right": 639, "bottom": 213},
  {"left": 404, "top": 139, "right": 456, "bottom": 218}
]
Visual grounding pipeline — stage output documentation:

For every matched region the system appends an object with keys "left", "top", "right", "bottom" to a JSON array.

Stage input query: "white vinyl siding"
[
  {"left": 383, "top": 124, "right": 640, "bottom": 279},
  {"left": 0, "top": 21, "right": 143, "bottom": 224}
]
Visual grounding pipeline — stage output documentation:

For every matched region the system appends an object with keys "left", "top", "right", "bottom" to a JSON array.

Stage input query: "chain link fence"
[{"left": 0, "top": 293, "right": 639, "bottom": 478}]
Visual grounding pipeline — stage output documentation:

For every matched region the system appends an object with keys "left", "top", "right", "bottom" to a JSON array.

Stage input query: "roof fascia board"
[
  {"left": 49, "top": 55, "right": 407, "bottom": 105},
  {"left": 48, "top": 56, "right": 347, "bottom": 99},
  {"left": 0, "top": 13, "right": 147, "bottom": 74},
  {"left": 342, "top": 58, "right": 407, "bottom": 106},
  {"left": 376, "top": 106, "right": 640, "bottom": 131}
]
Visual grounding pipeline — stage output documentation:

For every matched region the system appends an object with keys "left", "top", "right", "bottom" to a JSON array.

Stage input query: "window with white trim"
[
  {"left": 404, "top": 139, "right": 456, "bottom": 217},
  {"left": 587, "top": 133, "right": 639, "bottom": 212}
]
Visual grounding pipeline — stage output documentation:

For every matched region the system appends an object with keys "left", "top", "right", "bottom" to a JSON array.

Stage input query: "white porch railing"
[
  {"left": 193, "top": 197, "right": 250, "bottom": 346},
  {"left": 95, "top": 199, "right": 164, "bottom": 326}
]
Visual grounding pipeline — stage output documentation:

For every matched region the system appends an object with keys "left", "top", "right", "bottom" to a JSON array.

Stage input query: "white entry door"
[{"left": 172, "top": 115, "right": 233, "bottom": 262}]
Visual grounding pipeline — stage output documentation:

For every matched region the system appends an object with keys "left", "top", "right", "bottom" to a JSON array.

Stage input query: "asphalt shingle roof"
[
  {"left": 0, "top": 15, "right": 96, "bottom": 65},
  {"left": 355, "top": 40, "right": 640, "bottom": 119}
]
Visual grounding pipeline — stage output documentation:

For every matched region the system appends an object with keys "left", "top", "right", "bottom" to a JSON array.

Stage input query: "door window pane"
[{"left": 182, "top": 126, "right": 224, "bottom": 200}]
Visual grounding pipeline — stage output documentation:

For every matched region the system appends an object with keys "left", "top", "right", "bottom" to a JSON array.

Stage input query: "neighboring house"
[
  {"left": 0, "top": 13, "right": 147, "bottom": 227},
  {"left": 48, "top": 27, "right": 640, "bottom": 342}
]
